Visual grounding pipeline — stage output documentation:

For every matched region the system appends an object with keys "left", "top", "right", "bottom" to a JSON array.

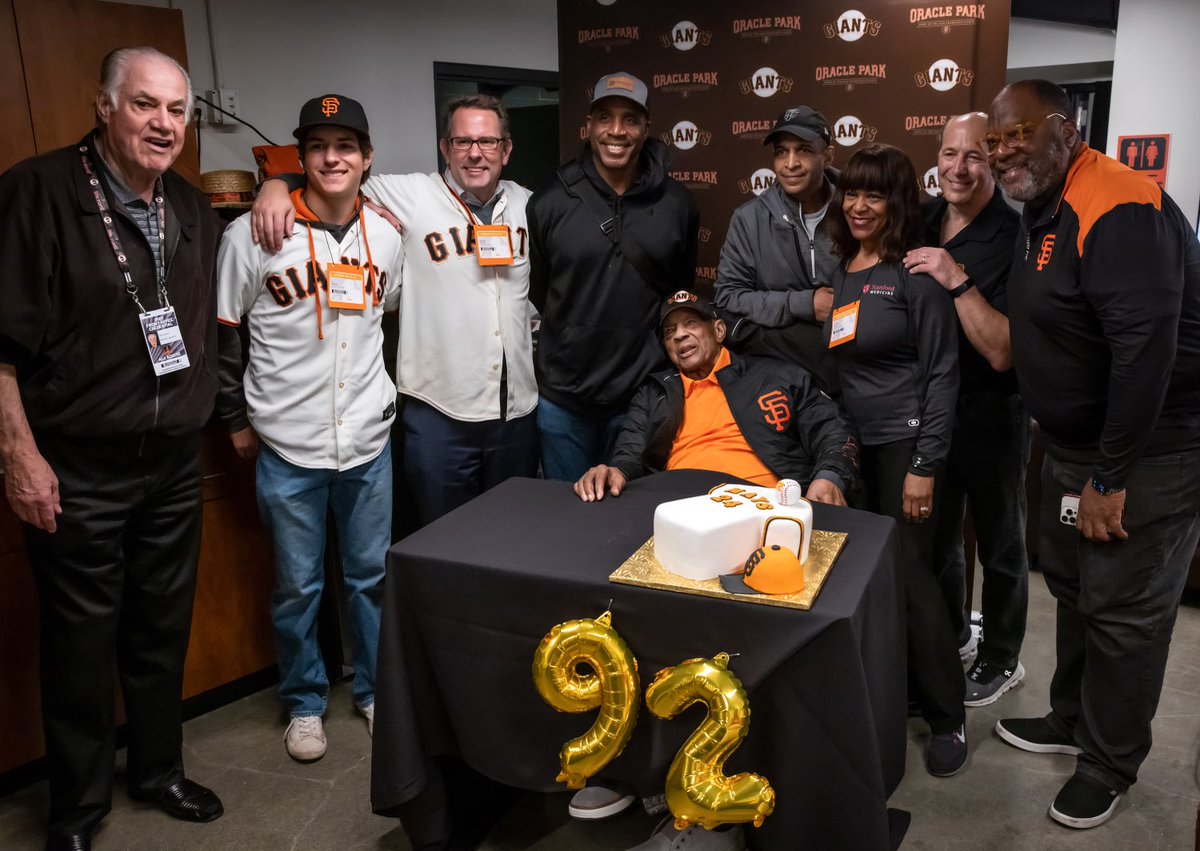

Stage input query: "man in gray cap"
[
  {"left": 714, "top": 105, "right": 840, "bottom": 393},
  {"left": 529, "top": 71, "right": 699, "bottom": 489}
]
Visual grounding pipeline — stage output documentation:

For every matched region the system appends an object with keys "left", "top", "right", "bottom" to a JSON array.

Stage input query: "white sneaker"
[
  {"left": 568, "top": 784, "right": 635, "bottom": 819},
  {"left": 959, "top": 632, "right": 979, "bottom": 666},
  {"left": 359, "top": 702, "right": 375, "bottom": 737},
  {"left": 285, "top": 715, "right": 327, "bottom": 762},
  {"left": 626, "top": 816, "right": 746, "bottom": 851}
]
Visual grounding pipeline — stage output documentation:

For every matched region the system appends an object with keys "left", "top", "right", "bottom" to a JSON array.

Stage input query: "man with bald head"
[
  {"left": 903, "top": 113, "right": 1028, "bottom": 709},
  {"left": 0, "top": 47, "right": 224, "bottom": 849},
  {"left": 984, "top": 79, "right": 1200, "bottom": 829}
]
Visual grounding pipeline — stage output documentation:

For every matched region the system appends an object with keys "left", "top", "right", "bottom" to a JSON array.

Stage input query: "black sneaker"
[
  {"left": 995, "top": 716, "right": 1082, "bottom": 755},
  {"left": 964, "top": 660, "right": 1025, "bottom": 707},
  {"left": 926, "top": 723, "right": 968, "bottom": 777},
  {"left": 1049, "top": 773, "right": 1120, "bottom": 828}
]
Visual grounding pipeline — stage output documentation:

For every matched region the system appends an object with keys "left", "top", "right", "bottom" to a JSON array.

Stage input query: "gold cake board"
[{"left": 609, "top": 530, "right": 848, "bottom": 610}]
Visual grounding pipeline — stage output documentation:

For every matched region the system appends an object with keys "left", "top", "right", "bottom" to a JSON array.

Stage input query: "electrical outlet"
[
  {"left": 206, "top": 88, "right": 239, "bottom": 125},
  {"left": 218, "top": 88, "right": 239, "bottom": 120},
  {"left": 206, "top": 89, "right": 223, "bottom": 125}
]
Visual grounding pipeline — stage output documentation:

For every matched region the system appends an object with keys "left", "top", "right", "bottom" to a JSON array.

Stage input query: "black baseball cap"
[
  {"left": 660, "top": 290, "right": 718, "bottom": 327},
  {"left": 764, "top": 105, "right": 831, "bottom": 146},
  {"left": 293, "top": 94, "right": 370, "bottom": 140}
]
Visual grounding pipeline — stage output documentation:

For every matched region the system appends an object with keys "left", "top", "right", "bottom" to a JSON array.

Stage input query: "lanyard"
[
  {"left": 442, "top": 175, "right": 481, "bottom": 225},
  {"left": 79, "top": 144, "right": 168, "bottom": 313}
]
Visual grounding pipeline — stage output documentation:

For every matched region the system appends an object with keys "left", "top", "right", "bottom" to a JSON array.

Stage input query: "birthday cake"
[{"left": 653, "top": 480, "right": 813, "bottom": 581}]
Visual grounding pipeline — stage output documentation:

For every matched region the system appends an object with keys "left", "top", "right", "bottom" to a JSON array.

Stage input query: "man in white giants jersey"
[{"left": 216, "top": 94, "right": 402, "bottom": 763}]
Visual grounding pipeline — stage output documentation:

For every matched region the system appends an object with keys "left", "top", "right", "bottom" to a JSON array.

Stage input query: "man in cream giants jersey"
[
  {"left": 252, "top": 94, "right": 538, "bottom": 526},
  {"left": 217, "top": 94, "right": 402, "bottom": 762}
]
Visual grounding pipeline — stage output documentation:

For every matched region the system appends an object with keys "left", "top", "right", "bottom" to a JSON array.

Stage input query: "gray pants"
[{"left": 1039, "top": 446, "right": 1200, "bottom": 792}]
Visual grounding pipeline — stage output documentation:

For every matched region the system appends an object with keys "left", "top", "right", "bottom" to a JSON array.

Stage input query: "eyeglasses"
[
  {"left": 981, "top": 113, "right": 1069, "bottom": 155},
  {"left": 446, "top": 136, "right": 508, "bottom": 152}
]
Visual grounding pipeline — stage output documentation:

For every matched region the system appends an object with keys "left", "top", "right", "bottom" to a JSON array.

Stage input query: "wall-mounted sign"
[{"left": 1116, "top": 134, "right": 1170, "bottom": 189}]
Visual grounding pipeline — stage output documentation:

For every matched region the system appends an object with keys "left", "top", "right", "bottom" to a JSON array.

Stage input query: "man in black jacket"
[
  {"left": 576, "top": 291, "right": 857, "bottom": 505},
  {"left": 529, "top": 72, "right": 699, "bottom": 484}
]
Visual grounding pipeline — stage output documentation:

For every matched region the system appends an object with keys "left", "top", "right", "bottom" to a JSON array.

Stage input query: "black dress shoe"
[
  {"left": 44, "top": 832, "right": 91, "bottom": 851},
  {"left": 130, "top": 778, "right": 224, "bottom": 822}
]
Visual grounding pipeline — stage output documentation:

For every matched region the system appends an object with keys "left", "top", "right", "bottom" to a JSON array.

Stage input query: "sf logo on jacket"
[{"left": 758, "top": 390, "right": 792, "bottom": 433}]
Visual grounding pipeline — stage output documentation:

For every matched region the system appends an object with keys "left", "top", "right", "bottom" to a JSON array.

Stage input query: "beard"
[{"left": 1005, "top": 135, "right": 1069, "bottom": 204}]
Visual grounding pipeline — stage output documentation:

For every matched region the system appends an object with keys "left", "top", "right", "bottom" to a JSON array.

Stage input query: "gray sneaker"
[
  {"left": 626, "top": 816, "right": 746, "bottom": 851},
  {"left": 568, "top": 784, "right": 635, "bottom": 819},
  {"left": 964, "top": 660, "right": 1025, "bottom": 706}
]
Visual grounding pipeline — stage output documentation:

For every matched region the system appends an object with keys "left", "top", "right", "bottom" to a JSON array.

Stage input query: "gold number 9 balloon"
[
  {"left": 532, "top": 611, "right": 640, "bottom": 789},
  {"left": 645, "top": 652, "right": 776, "bottom": 830}
]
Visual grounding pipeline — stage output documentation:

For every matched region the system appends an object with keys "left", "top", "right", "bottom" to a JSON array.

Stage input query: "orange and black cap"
[{"left": 294, "top": 94, "right": 370, "bottom": 141}]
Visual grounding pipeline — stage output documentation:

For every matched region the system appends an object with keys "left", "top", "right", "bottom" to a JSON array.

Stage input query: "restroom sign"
[{"left": 1116, "top": 134, "right": 1170, "bottom": 189}]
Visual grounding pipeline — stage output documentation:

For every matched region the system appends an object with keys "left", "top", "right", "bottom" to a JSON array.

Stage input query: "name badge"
[
  {"left": 140, "top": 306, "right": 190, "bottom": 376},
  {"left": 474, "top": 224, "right": 514, "bottom": 266},
  {"left": 828, "top": 301, "right": 860, "bottom": 348},
  {"left": 327, "top": 263, "right": 367, "bottom": 310}
]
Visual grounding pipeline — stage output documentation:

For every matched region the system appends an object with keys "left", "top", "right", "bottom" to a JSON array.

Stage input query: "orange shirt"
[{"left": 666, "top": 348, "right": 777, "bottom": 486}]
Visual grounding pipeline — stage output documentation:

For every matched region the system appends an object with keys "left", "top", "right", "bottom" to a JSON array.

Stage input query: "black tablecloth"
[{"left": 371, "top": 471, "right": 906, "bottom": 850}]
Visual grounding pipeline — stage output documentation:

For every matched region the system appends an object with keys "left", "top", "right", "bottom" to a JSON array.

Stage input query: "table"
[{"left": 371, "top": 471, "right": 906, "bottom": 850}]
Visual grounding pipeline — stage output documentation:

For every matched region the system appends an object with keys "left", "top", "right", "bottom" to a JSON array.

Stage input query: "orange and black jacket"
[{"left": 1008, "top": 144, "right": 1200, "bottom": 487}]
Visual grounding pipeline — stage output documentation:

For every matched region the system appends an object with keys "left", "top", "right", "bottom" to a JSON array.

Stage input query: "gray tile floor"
[{"left": 2, "top": 575, "right": 1197, "bottom": 851}]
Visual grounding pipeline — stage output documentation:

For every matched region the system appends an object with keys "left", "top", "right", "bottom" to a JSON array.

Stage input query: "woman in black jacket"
[{"left": 824, "top": 143, "right": 967, "bottom": 777}]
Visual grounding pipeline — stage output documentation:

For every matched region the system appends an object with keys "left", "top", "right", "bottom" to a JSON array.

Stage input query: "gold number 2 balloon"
[
  {"left": 645, "top": 652, "right": 776, "bottom": 830},
  {"left": 531, "top": 611, "right": 640, "bottom": 789}
]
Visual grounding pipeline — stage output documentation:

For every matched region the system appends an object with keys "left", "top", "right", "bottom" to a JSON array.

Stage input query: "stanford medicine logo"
[
  {"left": 738, "top": 167, "right": 776, "bottom": 196},
  {"left": 577, "top": 24, "right": 640, "bottom": 51},
  {"left": 731, "top": 15, "right": 802, "bottom": 43},
  {"left": 662, "top": 120, "right": 712, "bottom": 150},
  {"left": 823, "top": 9, "right": 881, "bottom": 41},
  {"left": 652, "top": 70, "right": 719, "bottom": 97},
  {"left": 909, "top": 4, "right": 988, "bottom": 34},
  {"left": 660, "top": 20, "right": 712, "bottom": 50},
  {"left": 740, "top": 67, "right": 793, "bottom": 98},
  {"left": 914, "top": 58, "right": 975, "bottom": 91},
  {"left": 814, "top": 62, "right": 887, "bottom": 92},
  {"left": 832, "top": 115, "right": 878, "bottom": 147}
]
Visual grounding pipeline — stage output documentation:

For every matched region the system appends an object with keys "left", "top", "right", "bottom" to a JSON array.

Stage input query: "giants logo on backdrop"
[
  {"left": 697, "top": 226, "right": 713, "bottom": 244},
  {"left": 652, "top": 70, "right": 719, "bottom": 97},
  {"left": 739, "top": 67, "right": 793, "bottom": 98},
  {"left": 695, "top": 265, "right": 717, "bottom": 281},
  {"left": 758, "top": 391, "right": 792, "bottom": 432},
  {"left": 915, "top": 59, "right": 975, "bottom": 91},
  {"left": 731, "top": 118, "right": 775, "bottom": 141},
  {"left": 905, "top": 113, "right": 952, "bottom": 137},
  {"left": 922, "top": 166, "right": 941, "bottom": 196},
  {"left": 731, "top": 15, "right": 802, "bottom": 43},
  {"left": 577, "top": 24, "right": 640, "bottom": 51},
  {"left": 660, "top": 20, "right": 713, "bottom": 50},
  {"left": 823, "top": 9, "right": 881, "bottom": 41},
  {"left": 738, "top": 167, "right": 776, "bottom": 195},
  {"left": 669, "top": 169, "right": 719, "bottom": 190},
  {"left": 909, "top": 4, "right": 987, "bottom": 35},
  {"left": 662, "top": 120, "right": 713, "bottom": 150},
  {"left": 814, "top": 62, "right": 887, "bottom": 92},
  {"left": 832, "top": 115, "right": 878, "bottom": 147}
]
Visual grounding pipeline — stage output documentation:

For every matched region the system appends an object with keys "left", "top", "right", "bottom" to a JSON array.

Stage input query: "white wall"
[
  {"left": 1006, "top": 17, "right": 1115, "bottom": 70},
  {"left": 113, "top": 0, "right": 558, "bottom": 175},
  {"left": 1107, "top": 0, "right": 1199, "bottom": 228}
]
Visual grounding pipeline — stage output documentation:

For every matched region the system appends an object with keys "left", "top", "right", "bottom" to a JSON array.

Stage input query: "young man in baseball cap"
[{"left": 216, "top": 94, "right": 403, "bottom": 762}]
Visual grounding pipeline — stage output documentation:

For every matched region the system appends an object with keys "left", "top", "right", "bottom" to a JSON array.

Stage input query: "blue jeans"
[
  {"left": 1039, "top": 446, "right": 1200, "bottom": 791},
  {"left": 537, "top": 396, "right": 626, "bottom": 482},
  {"left": 256, "top": 442, "right": 392, "bottom": 717}
]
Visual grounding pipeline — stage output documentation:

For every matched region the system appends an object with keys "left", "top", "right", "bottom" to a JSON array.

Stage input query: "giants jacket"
[
  {"left": 609, "top": 350, "right": 859, "bottom": 493},
  {"left": 528, "top": 138, "right": 700, "bottom": 417}
]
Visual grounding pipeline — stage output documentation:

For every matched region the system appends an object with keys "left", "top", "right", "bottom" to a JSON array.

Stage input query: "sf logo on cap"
[
  {"left": 321, "top": 96, "right": 340, "bottom": 117},
  {"left": 668, "top": 290, "right": 697, "bottom": 305}
]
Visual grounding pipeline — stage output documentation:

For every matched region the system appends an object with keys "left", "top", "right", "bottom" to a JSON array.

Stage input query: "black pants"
[
  {"left": 861, "top": 439, "right": 965, "bottom": 733},
  {"left": 24, "top": 432, "right": 203, "bottom": 834},
  {"left": 1039, "top": 446, "right": 1200, "bottom": 791},
  {"left": 933, "top": 393, "right": 1031, "bottom": 667}
]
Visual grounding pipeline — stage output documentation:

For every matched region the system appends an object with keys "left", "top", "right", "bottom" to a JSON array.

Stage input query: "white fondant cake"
[{"left": 653, "top": 481, "right": 814, "bottom": 581}]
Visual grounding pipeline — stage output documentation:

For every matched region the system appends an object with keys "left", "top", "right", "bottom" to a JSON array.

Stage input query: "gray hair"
[{"left": 95, "top": 47, "right": 195, "bottom": 126}]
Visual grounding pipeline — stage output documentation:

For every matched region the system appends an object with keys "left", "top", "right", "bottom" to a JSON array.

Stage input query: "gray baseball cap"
[{"left": 590, "top": 72, "right": 649, "bottom": 115}]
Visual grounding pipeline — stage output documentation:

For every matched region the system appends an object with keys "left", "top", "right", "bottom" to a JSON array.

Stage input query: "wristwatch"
[
  {"left": 949, "top": 277, "right": 975, "bottom": 299},
  {"left": 1090, "top": 478, "right": 1125, "bottom": 496}
]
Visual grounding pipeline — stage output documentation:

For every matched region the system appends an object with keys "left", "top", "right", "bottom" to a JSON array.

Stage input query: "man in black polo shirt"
[{"left": 903, "top": 112, "right": 1028, "bottom": 707}]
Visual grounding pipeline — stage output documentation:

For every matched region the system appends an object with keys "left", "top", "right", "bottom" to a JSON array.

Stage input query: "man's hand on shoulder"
[
  {"left": 1078, "top": 482, "right": 1128, "bottom": 542},
  {"left": 574, "top": 465, "right": 626, "bottom": 502},
  {"left": 902, "top": 247, "right": 966, "bottom": 291},
  {"left": 364, "top": 199, "right": 403, "bottom": 235},
  {"left": 4, "top": 447, "right": 61, "bottom": 533},
  {"left": 805, "top": 478, "right": 845, "bottom": 506},
  {"left": 250, "top": 178, "right": 296, "bottom": 254}
]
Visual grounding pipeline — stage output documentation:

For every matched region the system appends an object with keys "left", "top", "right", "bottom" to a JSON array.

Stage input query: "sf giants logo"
[
  {"left": 321, "top": 96, "right": 340, "bottom": 117},
  {"left": 758, "top": 390, "right": 791, "bottom": 432},
  {"left": 1036, "top": 234, "right": 1056, "bottom": 271}
]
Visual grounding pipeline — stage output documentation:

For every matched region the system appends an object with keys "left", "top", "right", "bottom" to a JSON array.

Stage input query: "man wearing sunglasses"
[{"left": 987, "top": 79, "right": 1200, "bottom": 830}]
